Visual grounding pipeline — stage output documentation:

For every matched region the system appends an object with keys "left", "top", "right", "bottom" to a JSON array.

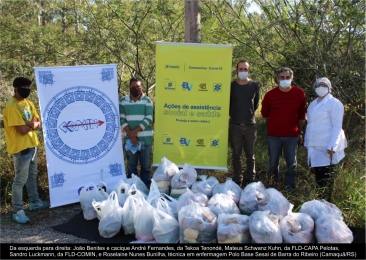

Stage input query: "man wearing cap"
[
  {"left": 261, "top": 67, "right": 306, "bottom": 190},
  {"left": 119, "top": 77, "right": 153, "bottom": 189},
  {"left": 229, "top": 60, "right": 260, "bottom": 187},
  {"left": 3, "top": 77, "right": 50, "bottom": 224},
  {"left": 304, "top": 77, "right": 347, "bottom": 200}
]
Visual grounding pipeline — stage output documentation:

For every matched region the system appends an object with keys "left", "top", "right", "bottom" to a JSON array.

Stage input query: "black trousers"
[{"left": 313, "top": 166, "right": 334, "bottom": 201}]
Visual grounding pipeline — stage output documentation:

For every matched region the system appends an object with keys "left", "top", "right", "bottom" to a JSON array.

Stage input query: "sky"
[{"left": 247, "top": 1, "right": 262, "bottom": 14}]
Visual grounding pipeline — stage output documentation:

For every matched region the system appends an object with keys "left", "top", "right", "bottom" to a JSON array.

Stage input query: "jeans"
[
  {"left": 126, "top": 145, "right": 152, "bottom": 188},
  {"left": 230, "top": 124, "right": 257, "bottom": 183},
  {"left": 267, "top": 136, "right": 298, "bottom": 188},
  {"left": 12, "top": 147, "right": 40, "bottom": 212}
]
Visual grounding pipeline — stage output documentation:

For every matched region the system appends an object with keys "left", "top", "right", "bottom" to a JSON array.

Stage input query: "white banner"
[{"left": 34, "top": 64, "right": 126, "bottom": 208}]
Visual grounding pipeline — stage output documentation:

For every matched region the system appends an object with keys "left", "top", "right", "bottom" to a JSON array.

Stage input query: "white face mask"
[
  {"left": 315, "top": 86, "right": 329, "bottom": 97},
  {"left": 238, "top": 72, "right": 248, "bottom": 80},
  {"left": 279, "top": 80, "right": 291, "bottom": 88}
]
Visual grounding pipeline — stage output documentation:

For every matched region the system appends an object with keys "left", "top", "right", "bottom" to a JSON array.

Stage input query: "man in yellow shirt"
[{"left": 3, "top": 77, "right": 49, "bottom": 224}]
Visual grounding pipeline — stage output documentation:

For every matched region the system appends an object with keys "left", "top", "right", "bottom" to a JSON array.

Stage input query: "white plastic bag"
[
  {"left": 239, "top": 181, "right": 268, "bottom": 215},
  {"left": 177, "top": 188, "right": 208, "bottom": 212},
  {"left": 79, "top": 182, "right": 109, "bottom": 220},
  {"left": 315, "top": 215, "right": 353, "bottom": 243},
  {"left": 152, "top": 208, "right": 179, "bottom": 243},
  {"left": 217, "top": 213, "right": 251, "bottom": 243},
  {"left": 299, "top": 199, "right": 343, "bottom": 222},
  {"left": 99, "top": 180, "right": 111, "bottom": 194},
  {"left": 135, "top": 198, "right": 156, "bottom": 242},
  {"left": 146, "top": 179, "right": 162, "bottom": 207},
  {"left": 191, "top": 175, "right": 219, "bottom": 198},
  {"left": 92, "top": 199, "right": 107, "bottom": 221},
  {"left": 279, "top": 204, "right": 315, "bottom": 243},
  {"left": 153, "top": 157, "right": 179, "bottom": 182},
  {"left": 125, "top": 174, "right": 149, "bottom": 197},
  {"left": 170, "top": 163, "right": 197, "bottom": 189},
  {"left": 212, "top": 178, "right": 242, "bottom": 204},
  {"left": 147, "top": 181, "right": 176, "bottom": 219},
  {"left": 98, "top": 191, "right": 123, "bottom": 238},
  {"left": 121, "top": 185, "right": 144, "bottom": 235},
  {"left": 249, "top": 210, "right": 282, "bottom": 243},
  {"left": 178, "top": 202, "right": 218, "bottom": 243},
  {"left": 161, "top": 193, "right": 179, "bottom": 219},
  {"left": 114, "top": 179, "right": 131, "bottom": 207},
  {"left": 257, "top": 188, "right": 290, "bottom": 217},
  {"left": 207, "top": 193, "right": 240, "bottom": 216}
]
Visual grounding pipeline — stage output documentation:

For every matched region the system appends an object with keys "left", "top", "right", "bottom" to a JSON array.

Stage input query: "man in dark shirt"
[{"left": 229, "top": 60, "right": 260, "bottom": 187}]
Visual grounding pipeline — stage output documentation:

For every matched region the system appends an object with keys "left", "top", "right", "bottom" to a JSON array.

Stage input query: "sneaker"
[
  {"left": 30, "top": 200, "right": 50, "bottom": 211},
  {"left": 13, "top": 210, "right": 30, "bottom": 224}
]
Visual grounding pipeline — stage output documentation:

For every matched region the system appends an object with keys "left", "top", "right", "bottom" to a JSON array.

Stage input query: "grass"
[{"left": 1, "top": 115, "right": 365, "bottom": 227}]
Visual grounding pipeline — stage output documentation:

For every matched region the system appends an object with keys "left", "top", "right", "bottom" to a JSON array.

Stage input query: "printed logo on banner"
[
  {"left": 38, "top": 71, "right": 55, "bottom": 86},
  {"left": 213, "top": 83, "right": 222, "bottom": 92},
  {"left": 179, "top": 137, "right": 191, "bottom": 146},
  {"left": 50, "top": 172, "right": 66, "bottom": 188},
  {"left": 100, "top": 68, "right": 114, "bottom": 82},
  {"left": 210, "top": 139, "right": 220, "bottom": 147},
  {"left": 165, "top": 64, "right": 180, "bottom": 69},
  {"left": 182, "top": 82, "right": 193, "bottom": 91},
  {"left": 44, "top": 86, "right": 119, "bottom": 165},
  {"left": 196, "top": 139, "right": 205, "bottom": 147},
  {"left": 199, "top": 83, "right": 208, "bottom": 92},
  {"left": 163, "top": 136, "right": 174, "bottom": 145},
  {"left": 77, "top": 185, "right": 101, "bottom": 195},
  {"left": 164, "top": 81, "right": 176, "bottom": 90},
  {"left": 108, "top": 163, "right": 123, "bottom": 177}
]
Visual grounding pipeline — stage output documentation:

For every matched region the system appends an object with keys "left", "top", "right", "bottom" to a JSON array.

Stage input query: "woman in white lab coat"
[{"left": 304, "top": 77, "right": 347, "bottom": 201}]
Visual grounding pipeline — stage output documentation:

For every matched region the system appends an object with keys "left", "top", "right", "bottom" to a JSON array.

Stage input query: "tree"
[
  {"left": 185, "top": 0, "right": 201, "bottom": 43},
  {"left": 202, "top": 0, "right": 365, "bottom": 143}
]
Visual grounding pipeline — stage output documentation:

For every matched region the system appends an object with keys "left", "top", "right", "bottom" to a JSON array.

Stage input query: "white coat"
[{"left": 304, "top": 93, "right": 347, "bottom": 167}]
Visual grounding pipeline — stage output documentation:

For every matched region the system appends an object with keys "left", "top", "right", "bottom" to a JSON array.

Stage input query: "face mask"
[
  {"left": 315, "top": 86, "right": 329, "bottom": 97},
  {"left": 17, "top": 87, "right": 31, "bottom": 98},
  {"left": 130, "top": 87, "right": 141, "bottom": 97},
  {"left": 238, "top": 72, "right": 248, "bottom": 80},
  {"left": 279, "top": 80, "right": 291, "bottom": 88}
]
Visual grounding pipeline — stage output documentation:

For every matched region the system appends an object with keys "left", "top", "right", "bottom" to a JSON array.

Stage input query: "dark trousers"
[
  {"left": 313, "top": 166, "right": 334, "bottom": 201},
  {"left": 229, "top": 123, "right": 257, "bottom": 184}
]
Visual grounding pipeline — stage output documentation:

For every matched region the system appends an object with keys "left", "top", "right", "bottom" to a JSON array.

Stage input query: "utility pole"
[{"left": 184, "top": 0, "right": 201, "bottom": 43}]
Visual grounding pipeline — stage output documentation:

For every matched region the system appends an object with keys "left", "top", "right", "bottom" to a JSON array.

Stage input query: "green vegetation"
[{"left": 0, "top": 0, "right": 364, "bottom": 227}]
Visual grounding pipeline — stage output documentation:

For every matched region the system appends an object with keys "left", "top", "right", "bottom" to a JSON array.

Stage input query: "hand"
[
  {"left": 297, "top": 134, "right": 303, "bottom": 145},
  {"left": 31, "top": 118, "right": 41, "bottom": 130},
  {"left": 126, "top": 131, "right": 135, "bottom": 139},
  {"left": 130, "top": 136, "right": 139, "bottom": 146},
  {"left": 25, "top": 120, "right": 38, "bottom": 130}
]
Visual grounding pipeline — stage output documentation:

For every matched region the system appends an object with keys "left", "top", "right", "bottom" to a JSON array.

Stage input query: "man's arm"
[
  {"left": 260, "top": 92, "right": 268, "bottom": 118},
  {"left": 254, "top": 82, "right": 260, "bottom": 111},
  {"left": 297, "top": 89, "right": 307, "bottom": 144},
  {"left": 15, "top": 124, "right": 33, "bottom": 135},
  {"left": 15, "top": 118, "right": 41, "bottom": 135}
]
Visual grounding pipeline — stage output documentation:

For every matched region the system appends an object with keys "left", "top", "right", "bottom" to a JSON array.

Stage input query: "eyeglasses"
[{"left": 315, "top": 83, "right": 328, "bottom": 88}]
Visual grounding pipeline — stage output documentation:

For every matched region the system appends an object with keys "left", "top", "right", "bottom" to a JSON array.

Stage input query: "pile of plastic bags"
[{"left": 78, "top": 157, "right": 354, "bottom": 244}]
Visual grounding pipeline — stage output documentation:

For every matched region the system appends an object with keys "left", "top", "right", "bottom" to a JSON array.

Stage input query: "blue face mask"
[
  {"left": 238, "top": 72, "right": 248, "bottom": 80},
  {"left": 279, "top": 80, "right": 291, "bottom": 88}
]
